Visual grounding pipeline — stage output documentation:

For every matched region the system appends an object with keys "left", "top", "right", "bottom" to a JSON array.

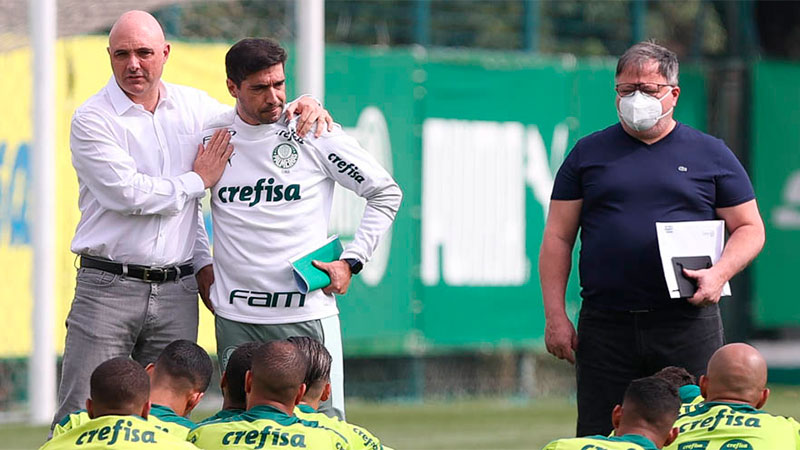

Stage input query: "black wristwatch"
[{"left": 342, "top": 258, "right": 363, "bottom": 275}]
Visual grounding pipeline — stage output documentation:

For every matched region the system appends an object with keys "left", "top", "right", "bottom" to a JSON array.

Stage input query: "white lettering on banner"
[
  {"left": 329, "top": 107, "right": 393, "bottom": 286},
  {"left": 773, "top": 170, "right": 800, "bottom": 229},
  {"left": 421, "top": 118, "right": 569, "bottom": 286}
]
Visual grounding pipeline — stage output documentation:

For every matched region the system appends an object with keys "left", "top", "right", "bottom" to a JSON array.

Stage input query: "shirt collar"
[
  {"left": 296, "top": 404, "right": 317, "bottom": 414},
  {"left": 106, "top": 76, "right": 170, "bottom": 116},
  {"left": 679, "top": 384, "right": 702, "bottom": 403},
  {"left": 149, "top": 403, "right": 177, "bottom": 416},
  {"left": 610, "top": 434, "right": 659, "bottom": 449},
  {"left": 245, "top": 404, "right": 299, "bottom": 425}
]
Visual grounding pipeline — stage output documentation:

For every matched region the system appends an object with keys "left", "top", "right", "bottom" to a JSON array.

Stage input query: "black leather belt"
[{"left": 80, "top": 256, "right": 194, "bottom": 283}]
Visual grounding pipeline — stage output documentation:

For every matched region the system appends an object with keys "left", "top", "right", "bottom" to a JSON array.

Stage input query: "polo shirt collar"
[{"left": 106, "top": 76, "right": 170, "bottom": 115}]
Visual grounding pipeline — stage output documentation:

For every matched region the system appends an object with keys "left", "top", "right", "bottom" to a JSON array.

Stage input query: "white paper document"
[{"left": 655, "top": 220, "right": 731, "bottom": 299}]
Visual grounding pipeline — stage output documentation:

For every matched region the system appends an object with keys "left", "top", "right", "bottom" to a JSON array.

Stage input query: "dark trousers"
[{"left": 575, "top": 302, "right": 724, "bottom": 437}]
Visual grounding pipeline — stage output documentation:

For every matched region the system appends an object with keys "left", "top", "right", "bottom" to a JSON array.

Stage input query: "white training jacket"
[{"left": 204, "top": 113, "right": 402, "bottom": 324}]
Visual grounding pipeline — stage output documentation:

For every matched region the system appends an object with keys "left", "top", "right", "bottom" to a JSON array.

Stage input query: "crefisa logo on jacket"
[{"left": 272, "top": 143, "right": 299, "bottom": 169}]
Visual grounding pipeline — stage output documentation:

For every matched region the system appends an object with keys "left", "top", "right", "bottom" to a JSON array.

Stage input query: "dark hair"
[
  {"left": 616, "top": 40, "right": 679, "bottom": 85},
  {"left": 226, "top": 38, "right": 288, "bottom": 87},
  {"left": 90, "top": 357, "right": 150, "bottom": 415},
  {"left": 153, "top": 339, "right": 213, "bottom": 393},
  {"left": 250, "top": 340, "right": 308, "bottom": 405},
  {"left": 653, "top": 366, "right": 696, "bottom": 389},
  {"left": 287, "top": 336, "right": 331, "bottom": 391},
  {"left": 623, "top": 376, "right": 681, "bottom": 428},
  {"left": 224, "top": 342, "right": 260, "bottom": 406}
]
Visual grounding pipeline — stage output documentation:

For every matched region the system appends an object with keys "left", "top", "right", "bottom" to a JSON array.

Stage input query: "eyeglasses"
[{"left": 615, "top": 83, "right": 674, "bottom": 96}]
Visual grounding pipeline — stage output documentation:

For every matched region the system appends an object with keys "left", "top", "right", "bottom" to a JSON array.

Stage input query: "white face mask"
[{"left": 617, "top": 89, "right": 673, "bottom": 132}]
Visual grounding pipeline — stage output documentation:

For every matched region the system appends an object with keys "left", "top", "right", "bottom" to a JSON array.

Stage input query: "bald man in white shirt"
[{"left": 54, "top": 10, "right": 331, "bottom": 431}]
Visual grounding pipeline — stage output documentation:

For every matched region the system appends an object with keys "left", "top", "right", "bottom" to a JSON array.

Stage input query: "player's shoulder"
[{"left": 299, "top": 123, "right": 354, "bottom": 149}]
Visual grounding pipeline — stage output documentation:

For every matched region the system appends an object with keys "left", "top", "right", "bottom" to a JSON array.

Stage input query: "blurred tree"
[{"left": 151, "top": 0, "right": 733, "bottom": 59}]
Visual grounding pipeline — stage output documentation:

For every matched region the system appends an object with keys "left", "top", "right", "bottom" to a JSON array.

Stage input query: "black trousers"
[{"left": 575, "top": 301, "right": 724, "bottom": 437}]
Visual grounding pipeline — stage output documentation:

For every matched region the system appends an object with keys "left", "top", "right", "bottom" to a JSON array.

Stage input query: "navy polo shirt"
[{"left": 551, "top": 122, "right": 755, "bottom": 311}]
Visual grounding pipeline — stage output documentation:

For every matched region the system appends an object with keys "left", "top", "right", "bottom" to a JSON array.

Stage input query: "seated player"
[
  {"left": 652, "top": 366, "right": 703, "bottom": 412},
  {"left": 54, "top": 339, "right": 212, "bottom": 439},
  {"left": 144, "top": 339, "right": 213, "bottom": 436},
  {"left": 665, "top": 343, "right": 800, "bottom": 449},
  {"left": 543, "top": 376, "right": 680, "bottom": 449},
  {"left": 288, "top": 336, "right": 391, "bottom": 450},
  {"left": 40, "top": 357, "right": 196, "bottom": 449},
  {"left": 188, "top": 340, "right": 349, "bottom": 449},
  {"left": 198, "top": 342, "right": 260, "bottom": 424}
]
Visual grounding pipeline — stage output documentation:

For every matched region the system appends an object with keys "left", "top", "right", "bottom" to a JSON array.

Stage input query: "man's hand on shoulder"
[
  {"left": 683, "top": 267, "right": 726, "bottom": 307},
  {"left": 286, "top": 96, "right": 333, "bottom": 138},
  {"left": 312, "top": 260, "right": 352, "bottom": 295},
  {"left": 545, "top": 314, "right": 578, "bottom": 364},
  {"left": 195, "top": 264, "right": 215, "bottom": 313},
  {"left": 193, "top": 128, "right": 234, "bottom": 188}
]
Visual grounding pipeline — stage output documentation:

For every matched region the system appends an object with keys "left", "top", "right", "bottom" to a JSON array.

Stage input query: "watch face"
[{"left": 272, "top": 143, "right": 299, "bottom": 169}]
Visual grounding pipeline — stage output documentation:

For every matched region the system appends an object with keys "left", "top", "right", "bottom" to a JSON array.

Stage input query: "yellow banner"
[{"left": 0, "top": 36, "right": 235, "bottom": 358}]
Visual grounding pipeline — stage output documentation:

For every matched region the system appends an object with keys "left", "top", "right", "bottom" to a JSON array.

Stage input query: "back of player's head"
[
  {"left": 621, "top": 376, "right": 680, "bottom": 432},
  {"left": 226, "top": 38, "right": 288, "bottom": 87},
  {"left": 249, "top": 340, "right": 308, "bottom": 406},
  {"left": 653, "top": 366, "right": 696, "bottom": 389},
  {"left": 287, "top": 336, "right": 331, "bottom": 397},
  {"left": 90, "top": 357, "right": 150, "bottom": 416},
  {"left": 703, "top": 343, "right": 768, "bottom": 406},
  {"left": 152, "top": 339, "right": 213, "bottom": 394},
  {"left": 224, "top": 342, "right": 260, "bottom": 407}
]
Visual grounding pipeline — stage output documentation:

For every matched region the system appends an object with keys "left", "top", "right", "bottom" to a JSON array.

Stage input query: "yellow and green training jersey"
[
  {"left": 146, "top": 404, "right": 194, "bottom": 438},
  {"left": 188, "top": 404, "right": 350, "bottom": 449},
  {"left": 679, "top": 385, "right": 705, "bottom": 415},
  {"left": 665, "top": 401, "right": 800, "bottom": 450},
  {"left": 41, "top": 415, "right": 197, "bottom": 450},
  {"left": 53, "top": 409, "right": 91, "bottom": 437},
  {"left": 53, "top": 404, "right": 193, "bottom": 439},
  {"left": 295, "top": 404, "right": 393, "bottom": 450},
  {"left": 543, "top": 433, "right": 658, "bottom": 450},
  {"left": 198, "top": 408, "right": 245, "bottom": 425}
]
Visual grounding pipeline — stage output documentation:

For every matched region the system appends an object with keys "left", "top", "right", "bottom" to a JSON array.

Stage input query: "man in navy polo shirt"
[{"left": 539, "top": 41, "right": 765, "bottom": 437}]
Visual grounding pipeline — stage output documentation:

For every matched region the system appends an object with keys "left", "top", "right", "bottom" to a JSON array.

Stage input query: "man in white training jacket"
[{"left": 203, "top": 38, "right": 402, "bottom": 420}]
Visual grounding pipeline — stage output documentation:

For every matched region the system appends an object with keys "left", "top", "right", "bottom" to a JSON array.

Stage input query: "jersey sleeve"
[
  {"left": 713, "top": 141, "right": 755, "bottom": 208},
  {"left": 310, "top": 125, "right": 403, "bottom": 263},
  {"left": 551, "top": 143, "right": 583, "bottom": 201}
]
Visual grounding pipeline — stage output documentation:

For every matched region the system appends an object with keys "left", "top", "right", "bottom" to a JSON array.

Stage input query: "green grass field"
[{"left": 3, "top": 387, "right": 800, "bottom": 449}]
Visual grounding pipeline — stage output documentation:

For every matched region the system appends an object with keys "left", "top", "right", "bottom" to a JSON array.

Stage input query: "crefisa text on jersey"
[
  {"left": 327, "top": 153, "right": 365, "bottom": 183},
  {"left": 74, "top": 420, "right": 158, "bottom": 446},
  {"left": 217, "top": 178, "right": 301, "bottom": 206}
]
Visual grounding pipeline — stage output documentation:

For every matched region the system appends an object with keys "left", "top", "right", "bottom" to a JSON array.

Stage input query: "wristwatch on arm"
[{"left": 342, "top": 258, "right": 363, "bottom": 275}]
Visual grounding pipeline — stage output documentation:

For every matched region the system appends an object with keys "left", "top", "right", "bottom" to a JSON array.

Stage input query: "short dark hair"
[
  {"left": 250, "top": 340, "right": 308, "bottom": 405},
  {"left": 623, "top": 376, "right": 681, "bottom": 429},
  {"left": 90, "top": 357, "right": 150, "bottom": 415},
  {"left": 153, "top": 340, "right": 213, "bottom": 393},
  {"left": 287, "top": 336, "right": 331, "bottom": 394},
  {"left": 616, "top": 40, "right": 679, "bottom": 85},
  {"left": 653, "top": 366, "right": 696, "bottom": 389},
  {"left": 226, "top": 38, "right": 288, "bottom": 87},
  {"left": 224, "top": 342, "right": 260, "bottom": 406}
]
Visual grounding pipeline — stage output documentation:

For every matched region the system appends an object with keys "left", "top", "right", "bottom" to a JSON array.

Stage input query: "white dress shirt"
[{"left": 70, "top": 77, "right": 230, "bottom": 267}]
